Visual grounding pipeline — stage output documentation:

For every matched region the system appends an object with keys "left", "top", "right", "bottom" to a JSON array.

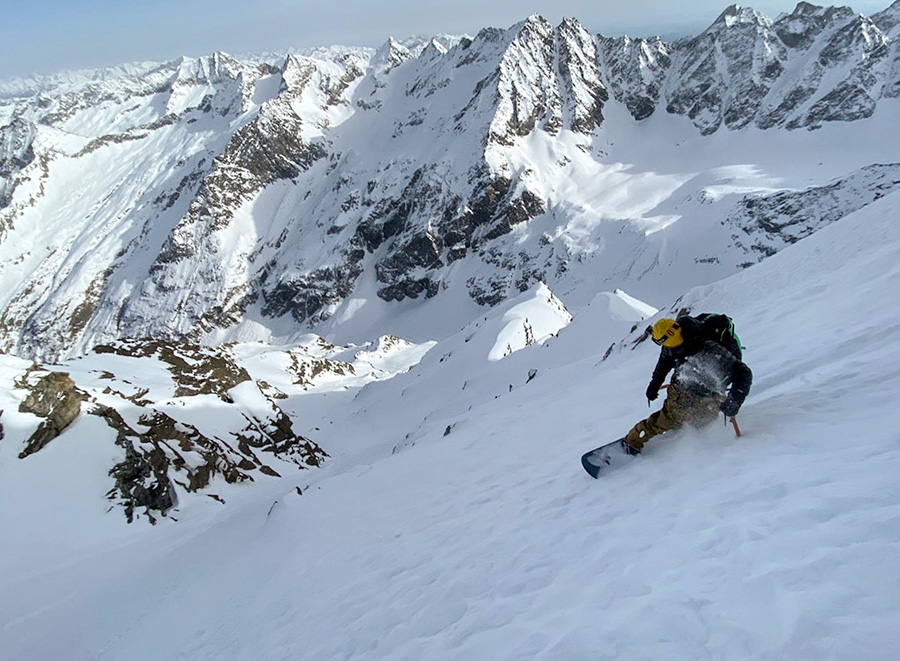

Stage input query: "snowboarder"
[{"left": 622, "top": 316, "right": 752, "bottom": 454}]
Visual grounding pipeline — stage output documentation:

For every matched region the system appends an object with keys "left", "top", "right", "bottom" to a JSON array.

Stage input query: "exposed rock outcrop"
[
  {"left": 9, "top": 340, "right": 329, "bottom": 523},
  {"left": 17, "top": 370, "right": 88, "bottom": 458},
  {"left": 726, "top": 163, "right": 900, "bottom": 264}
]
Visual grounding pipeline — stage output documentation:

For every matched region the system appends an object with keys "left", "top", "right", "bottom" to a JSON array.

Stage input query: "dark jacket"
[{"left": 648, "top": 316, "right": 752, "bottom": 407}]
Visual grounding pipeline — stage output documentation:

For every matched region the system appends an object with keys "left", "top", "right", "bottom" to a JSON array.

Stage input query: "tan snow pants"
[{"left": 625, "top": 385, "right": 723, "bottom": 451}]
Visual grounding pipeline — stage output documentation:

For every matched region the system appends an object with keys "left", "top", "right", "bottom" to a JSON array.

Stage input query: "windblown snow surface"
[{"left": 2, "top": 188, "right": 899, "bottom": 659}]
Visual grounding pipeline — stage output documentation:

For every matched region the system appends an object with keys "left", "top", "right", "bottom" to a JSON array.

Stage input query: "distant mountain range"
[{"left": 1, "top": 2, "right": 899, "bottom": 362}]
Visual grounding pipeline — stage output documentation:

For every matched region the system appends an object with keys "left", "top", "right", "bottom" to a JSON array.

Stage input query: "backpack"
[{"left": 694, "top": 312, "right": 744, "bottom": 359}]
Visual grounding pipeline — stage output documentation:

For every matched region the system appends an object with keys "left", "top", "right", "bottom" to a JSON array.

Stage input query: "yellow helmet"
[{"left": 651, "top": 318, "right": 683, "bottom": 348}]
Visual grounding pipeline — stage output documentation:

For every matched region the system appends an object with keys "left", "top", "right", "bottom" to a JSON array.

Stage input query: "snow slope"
[{"left": 1, "top": 189, "right": 899, "bottom": 658}]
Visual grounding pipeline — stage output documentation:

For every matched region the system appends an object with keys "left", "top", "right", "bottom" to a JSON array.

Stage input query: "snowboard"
[{"left": 581, "top": 438, "right": 638, "bottom": 478}]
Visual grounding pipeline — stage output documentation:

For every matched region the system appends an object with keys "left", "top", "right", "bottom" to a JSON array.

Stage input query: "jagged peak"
[
  {"left": 787, "top": 2, "right": 856, "bottom": 22},
  {"left": 792, "top": 2, "right": 828, "bottom": 16},
  {"left": 523, "top": 13, "right": 549, "bottom": 25},
  {"left": 493, "top": 13, "right": 554, "bottom": 46},
  {"left": 370, "top": 37, "right": 413, "bottom": 75},
  {"left": 774, "top": 1, "right": 858, "bottom": 44},
  {"left": 680, "top": 4, "right": 775, "bottom": 51},
  {"left": 280, "top": 52, "right": 308, "bottom": 72},
  {"left": 557, "top": 16, "right": 591, "bottom": 37},
  {"left": 278, "top": 53, "right": 320, "bottom": 90},
  {"left": 555, "top": 18, "right": 601, "bottom": 65},
  {"left": 390, "top": 34, "right": 461, "bottom": 58},
  {"left": 420, "top": 38, "right": 449, "bottom": 58},
  {"left": 471, "top": 26, "right": 506, "bottom": 45},
  {"left": 604, "top": 33, "right": 670, "bottom": 48},
  {"left": 458, "top": 15, "right": 554, "bottom": 69},
  {"left": 502, "top": 14, "right": 555, "bottom": 55},
  {"left": 172, "top": 52, "right": 243, "bottom": 85},
  {"left": 712, "top": 5, "right": 774, "bottom": 29},
  {"left": 376, "top": 37, "right": 407, "bottom": 55}
]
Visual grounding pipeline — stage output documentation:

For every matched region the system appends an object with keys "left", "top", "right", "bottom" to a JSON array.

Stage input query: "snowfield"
[
  {"left": 1, "top": 172, "right": 899, "bottom": 660},
  {"left": 3, "top": 5, "right": 900, "bottom": 657}
]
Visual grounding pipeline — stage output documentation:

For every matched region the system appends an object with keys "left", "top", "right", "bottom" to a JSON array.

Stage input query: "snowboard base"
[{"left": 581, "top": 438, "right": 638, "bottom": 478}]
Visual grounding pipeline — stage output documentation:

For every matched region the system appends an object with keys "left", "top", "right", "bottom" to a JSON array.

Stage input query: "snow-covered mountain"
[
  {"left": 1, "top": 3, "right": 898, "bottom": 363},
  {"left": 2, "top": 3, "right": 900, "bottom": 658}
]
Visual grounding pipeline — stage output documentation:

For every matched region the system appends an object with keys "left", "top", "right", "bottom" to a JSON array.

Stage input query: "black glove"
[
  {"left": 720, "top": 396, "right": 740, "bottom": 418},
  {"left": 645, "top": 383, "right": 659, "bottom": 402}
]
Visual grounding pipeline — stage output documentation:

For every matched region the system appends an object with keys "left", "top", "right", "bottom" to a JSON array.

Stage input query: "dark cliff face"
[
  {"left": 0, "top": 118, "right": 37, "bottom": 210},
  {"left": 597, "top": 36, "right": 671, "bottom": 121}
]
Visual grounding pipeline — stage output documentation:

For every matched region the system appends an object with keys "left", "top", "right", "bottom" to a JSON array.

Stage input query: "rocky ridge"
[
  {"left": 9, "top": 340, "right": 327, "bottom": 522},
  {"left": 725, "top": 163, "right": 900, "bottom": 263},
  {"left": 4, "top": 331, "right": 435, "bottom": 523},
  {"left": 603, "top": 2, "right": 898, "bottom": 134}
]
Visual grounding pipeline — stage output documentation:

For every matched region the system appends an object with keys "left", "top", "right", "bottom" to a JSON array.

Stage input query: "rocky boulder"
[{"left": 17, "top": 370, "right": 88, "bottom": 458}]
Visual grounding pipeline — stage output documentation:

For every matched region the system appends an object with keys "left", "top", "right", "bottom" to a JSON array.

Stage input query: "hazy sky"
[{"left": 1, "top": 0, "right": 892, "bottom": 80}]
